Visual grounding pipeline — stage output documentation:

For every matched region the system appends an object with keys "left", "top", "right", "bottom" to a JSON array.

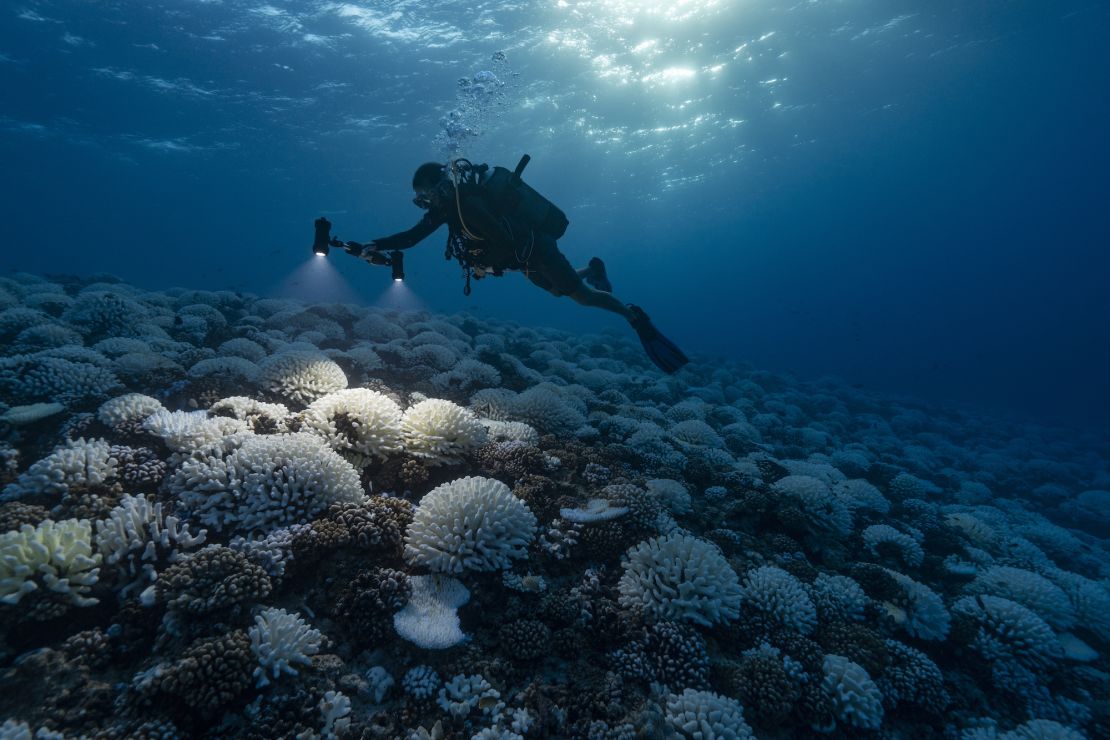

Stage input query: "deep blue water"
[{"left": 2, "top": 0, "right": 1108, "bottom": 430}]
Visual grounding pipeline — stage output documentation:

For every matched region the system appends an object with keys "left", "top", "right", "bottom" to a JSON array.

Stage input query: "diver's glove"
[{"left": 342, "top": 240, "right": 378, "bottom": 258}]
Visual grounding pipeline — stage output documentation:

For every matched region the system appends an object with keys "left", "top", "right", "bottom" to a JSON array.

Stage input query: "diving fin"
[
  {"left": 628, "top": 305, "right": 689, "bottom": 374},
  {"left": 584, "top": 257, "right": 613, "bottom": 293}
]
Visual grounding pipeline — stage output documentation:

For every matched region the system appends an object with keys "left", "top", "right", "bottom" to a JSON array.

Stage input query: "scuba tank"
[{"left": 480, "top": 155, "right": 569, "bottom": 239}]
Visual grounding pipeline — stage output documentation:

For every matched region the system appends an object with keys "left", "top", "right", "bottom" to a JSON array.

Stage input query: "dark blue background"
[{"left": 2, "top": 1, "right": 1107, "bottom": 430}]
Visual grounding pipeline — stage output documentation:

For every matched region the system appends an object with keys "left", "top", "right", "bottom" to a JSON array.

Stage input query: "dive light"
[
  {"left": 312, "top": 217, "right": 405, "bottom": 282},
  {"left": 312, "top": 217, "right": 331, "bottom": 257}
]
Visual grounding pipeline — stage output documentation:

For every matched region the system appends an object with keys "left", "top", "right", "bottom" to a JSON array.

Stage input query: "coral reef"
[{"left": 0, "top": 275, "right": 1105, "bottom": 738}]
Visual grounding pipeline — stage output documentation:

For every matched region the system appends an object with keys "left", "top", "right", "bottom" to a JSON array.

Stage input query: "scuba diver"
[{"left": 343, "top": 157, "right": 689, "bottom": 374}]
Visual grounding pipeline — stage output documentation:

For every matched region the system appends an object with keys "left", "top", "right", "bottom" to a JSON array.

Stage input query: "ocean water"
[{"left": 1, "top": 1, "right": 1108, "bottom": 738}]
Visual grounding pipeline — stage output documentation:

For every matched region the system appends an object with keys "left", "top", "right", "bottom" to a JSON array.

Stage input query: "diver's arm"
[
  {"left": 366, "top": 211, "right": 445, "bottom": 251},
  {"left": 460, "top": 195, "right": 514, "bottom": 245}
]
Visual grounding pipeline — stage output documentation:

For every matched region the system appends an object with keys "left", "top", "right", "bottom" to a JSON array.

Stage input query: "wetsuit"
[{"left": 371, "top": 183, "right": 584, "bottom": 297}]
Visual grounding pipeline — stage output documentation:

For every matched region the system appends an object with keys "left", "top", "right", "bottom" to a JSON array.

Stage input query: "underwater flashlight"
[
  {"left": 312, "top": 217, "right": 331, "bottom": 257},
  {"left": 391, "top": 250, "right": 405, "bottom": 282}
]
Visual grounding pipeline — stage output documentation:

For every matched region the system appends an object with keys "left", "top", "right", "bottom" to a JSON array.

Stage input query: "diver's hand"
[{"left": 341, "top": 241, "right": 372, "bottom": 256}]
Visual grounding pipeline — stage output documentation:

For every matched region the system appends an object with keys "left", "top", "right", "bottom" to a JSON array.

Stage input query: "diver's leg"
[{"left": 568, "top": 285, "right": 635, "bottom": 321}]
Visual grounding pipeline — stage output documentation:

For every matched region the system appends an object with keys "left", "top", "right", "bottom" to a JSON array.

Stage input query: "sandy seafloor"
[{"left": 0, "top": 272, "right": 1107, "bottom": 740}]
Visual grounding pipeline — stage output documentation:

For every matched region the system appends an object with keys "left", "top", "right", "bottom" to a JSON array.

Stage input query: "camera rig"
[{"left": 313, "top": 217, "right": 404, "bottom": 282}]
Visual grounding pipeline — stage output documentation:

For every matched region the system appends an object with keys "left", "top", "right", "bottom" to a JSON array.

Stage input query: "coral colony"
[{"left": 0, "top": 272, "right": 1107, "bottom": 739}]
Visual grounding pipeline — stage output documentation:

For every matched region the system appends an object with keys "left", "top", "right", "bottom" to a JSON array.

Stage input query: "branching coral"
[
  {"left": 0, "top": 518, "right": 102, "bottom": 619},
  {"left": 618, "top": 533, "right": 741, "bottom": 627},
  {"left": 303, "top": 388, "right": 404, "bottom": 466},
  {"left": 404, "top": 476, "right": 536, "bottom": 573},
  {"left": 401, "top": 398, "right": 488, "bottom": 466}
]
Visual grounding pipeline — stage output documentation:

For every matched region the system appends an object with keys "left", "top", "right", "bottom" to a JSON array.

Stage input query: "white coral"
[
  {"left": 94, "top": 494, "right": 206, "bottom": 596},
  {"left": 173, "top": 432, "right": 364, "bottom": 534},
  {"left": 402, "top": 399, "right": 488, "bottom": 466},
  {"left": 883, "top": 569, "right": 950, "bottom": 641},
  {"left": 664, "top": 688, "right": 753, "bottom": 739},
  {"left": 258, "top": 350, "right": 348, "bottom": 406},
  {"left": 303, "top": 388, "right": 404, "bottom": 466},
  {"left": 404, "top": 476, "right": 536, "bottom": 573},
  {"left": 952, "top": 595, "right": 1063, "bottom": 669},
  {"left": 249, "top": 607, "right": 323, "bottom": 687},
  {"left": 740, "top": 565, "right": 817, "bottom": 635},
  {"left": 822, "top": 654, "right": 884, "bottom": 730},
  {"left": 97, "top": 393, "right": 166, "bottom": 428},
  {"left": 771, "top": 474, "right": 853, "bottom": 538},
  {"left": 143, "top": 409, "right": 246, "bottom": 453},
  {"left": 394, "top": 575, "right": 472, "bottom": 650},
  {"left": 0, "top": 519, "right": 102, "bottom": 607},
  {"left": 863, "top": 524, "right": 924, "bottom": 568},
  {"left": 2, "top": 437, "right": 117, "bottom": 499},
  {"left": 968, "top": 566, "right": 1076, "bottom": 630},
  {"left": 618, "top": 533, "right": 741, "bottom": 627}
]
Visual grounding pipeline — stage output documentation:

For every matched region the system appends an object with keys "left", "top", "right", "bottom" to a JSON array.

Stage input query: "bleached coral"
[
  {"left": 479, "top": 419, "right": 540, "bottom": 445},
  {"left": 404, "top": 476, "right": 536, "bottom": 573},
  {"left": 952, "top": 595, "right": 1063, "bottom": 670},
  {"left": 771, "top": 474, "right": 853, "bottom": 538},
  {"left": 258, "top": 351, "right": 348, "bottom": 406},
  {"left": 97, "top": 393, "right": 166, "bottom": 429},
  {"left": 172, "top": 432, "right": 364, "bottom": 534},
  {"left": 822, "top": 654, "right": 884, "bottom": 730},
  {"left": 863, "top": 524, "right": 924, "bottom": 568},
  {"left": 0, "top": 519, "right": 102, "bottom": 613},
  {"left": 883, "top": 569, "right": 951, "bottom": 641},
  {"left": 2, "top": 437, "right": 117, "bottom": 499},
  {"left": 510, "top": 385, "right": 587, "bottom": 435},
  {"left": 249, "top": 607, "right": 323, "bottom": 687},
  {"left": 430, "top": 358, "right": 501, "bottom": 393},
  {"left": 208, "top": 396, "right": 292, "bottom": 434},
  {"left": 437, "top": 674, "right": 500, "bottom": 720},
  {"left": 1045, "top": 569, "right": 1110, "bottom": 641},
  {"left": 740, "top": 565, "right": 818, "bottom": 635},
  {"left": 663, "top": 688, "right": 753, "bottom": 739},
  {"left": 968, "top": 566, "right": 1076, "bottom": 631},
  {"left": 394, "top": 575, "right": 471, "bottom": 649},
  {"left": 143, "top": 409, "right": 246, "bottom": 454},
  {"left": 188, "top": 356, "right": 260, "bottom": 383},
  {"left": 833, "top": 479, "right": 891, "bottom": 514},
  {"left": 618, "top": 533, "right": 741, "bottom": 627},
  {"left": 401, "top": 399, "right": 488, "bottom": 466},
  {"left": 303, "top": 388, "right": 404, "bottom": 466},
  {"left": 559, "top": 499, "right": 629, "bottom": 524},
  {"left": 402, "top": 665, "right": 441, "bottom": 699},
  {"left": 94, "top": 494, "right": 206, "bottom": 596}
]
